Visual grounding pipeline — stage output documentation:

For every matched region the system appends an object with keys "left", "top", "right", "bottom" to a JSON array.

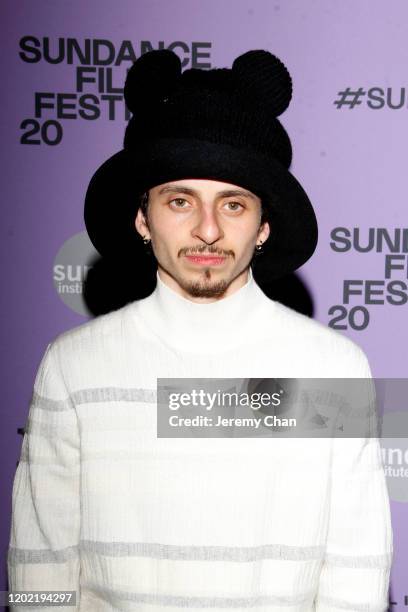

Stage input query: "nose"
[{"left": 191, "top": 206, "right": 224, "bottom": 245}]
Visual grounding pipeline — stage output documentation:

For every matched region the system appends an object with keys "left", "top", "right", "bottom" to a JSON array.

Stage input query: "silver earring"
[
  {"left": 255, "top": 241, "right": 263, "bottom": 252},
  {"left": 143, "top": 236, "right": 151, "bottom": 245}
]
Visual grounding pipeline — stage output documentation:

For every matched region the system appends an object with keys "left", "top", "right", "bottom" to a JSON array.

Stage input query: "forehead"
[{"left": 151, "top": 179, "right": 260, "bottom": 201}]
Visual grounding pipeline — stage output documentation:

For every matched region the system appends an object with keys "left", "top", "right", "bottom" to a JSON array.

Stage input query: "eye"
[
  {"left": 224, "top": 201, "right": 244, "bottom": 211},
  {"left": 169, "top": 198, "right": 190, "bottom": 208}
]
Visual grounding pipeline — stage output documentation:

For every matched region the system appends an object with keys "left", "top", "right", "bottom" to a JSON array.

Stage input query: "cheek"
[
  {"left": 150, "top": 209, "right": 186, "bottom": 233},
  {"left": 148, "top": 217, "right": 183, "bottom": 255},
  {"left": 229, "top": 219, "right": 260, "bottom": 241}
]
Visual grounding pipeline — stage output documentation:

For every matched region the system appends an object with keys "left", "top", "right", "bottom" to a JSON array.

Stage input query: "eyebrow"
[{"left": 158, "top": 185, "right": 258, "bottom": 201}]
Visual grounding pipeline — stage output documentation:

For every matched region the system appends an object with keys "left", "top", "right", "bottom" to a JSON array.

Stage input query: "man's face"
[{"left": 135, "top": 179, "right": 270, "bottom": 299}]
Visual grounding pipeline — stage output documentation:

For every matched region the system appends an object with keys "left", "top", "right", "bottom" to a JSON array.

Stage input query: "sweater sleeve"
[
  {"left": 7, "top": 340, "right": 81, "bottom": 611},
  {"left": 314, "top": 350, "right": 393, "bottom": 612}
]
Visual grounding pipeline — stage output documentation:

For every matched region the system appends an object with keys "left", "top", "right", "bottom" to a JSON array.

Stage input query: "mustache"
[{"left": 180, "top": 245, "right": 234, "bottom": 257}]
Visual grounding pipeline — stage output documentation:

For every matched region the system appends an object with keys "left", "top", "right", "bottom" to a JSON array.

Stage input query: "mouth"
[{"left": 184, "top": 255, "right": 226, "bottom": 266}]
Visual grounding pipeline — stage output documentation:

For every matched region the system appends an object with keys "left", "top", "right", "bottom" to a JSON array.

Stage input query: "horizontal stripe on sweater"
[{"left": 8, "top": 542, "right": 393, "bottom": 568}]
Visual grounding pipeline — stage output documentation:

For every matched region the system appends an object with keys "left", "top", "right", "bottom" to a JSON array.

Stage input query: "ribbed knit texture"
[
  {"left": 8, "top": 268, "right": 393, "bottom": 611},
  {"left": 124, "top": 49, "right": 293, "bottom": 166}
]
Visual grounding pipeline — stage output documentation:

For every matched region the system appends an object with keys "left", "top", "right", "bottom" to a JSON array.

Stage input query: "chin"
[
  {"left": 184, "top": 282, "right": 230, "bottom": 299},
  {"left": 179, "top": 269, "right": 231, "bottom": 298}
]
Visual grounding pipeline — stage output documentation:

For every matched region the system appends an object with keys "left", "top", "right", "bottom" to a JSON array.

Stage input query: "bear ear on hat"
[
  {"left": 232, "top": 49, "right": 292, "bottom": 117},
  {"left": 124, "top": 49, "right": 182, "bottom": 115}
]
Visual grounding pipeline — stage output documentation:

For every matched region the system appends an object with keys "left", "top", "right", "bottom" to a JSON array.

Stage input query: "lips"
[{"left": 185, "top": 255, "right": 226, "bottom": 265}]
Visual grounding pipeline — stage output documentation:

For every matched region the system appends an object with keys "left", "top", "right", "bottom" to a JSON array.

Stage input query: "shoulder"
[
  {"left": 48, "top": 301, "right": 133, "bottom": 369},
  {"left": 264, "top": 297, "right": 372, "bottom": 377}
]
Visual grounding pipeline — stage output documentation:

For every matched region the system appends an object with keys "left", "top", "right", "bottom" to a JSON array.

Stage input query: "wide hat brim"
[{"left": 84, "top": 138, "right": 318, "bottom": 281}]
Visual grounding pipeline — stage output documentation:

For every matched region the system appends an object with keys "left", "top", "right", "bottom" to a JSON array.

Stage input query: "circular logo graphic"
[{"left": 53, "top": 231, "right": 99, "bottom": 316}]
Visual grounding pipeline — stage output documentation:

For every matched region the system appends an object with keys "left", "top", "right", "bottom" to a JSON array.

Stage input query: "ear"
[
  {"left": 124, "top": 49, "right": 182, "bottom": 115},
  {"left": 232, "top": 50, "right": 292, "bottom": 117},
  {"left": 258, "top": 220, "right": 271, "bottom": 244},
  {"left": 134, "top": 207, "right": 150, "bottom": 238}
]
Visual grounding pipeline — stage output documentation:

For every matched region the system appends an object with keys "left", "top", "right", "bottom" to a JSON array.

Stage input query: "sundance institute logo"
[
  {"left": 381, "top": 411, "right": 408, "bottom": 503},
  {"left": 53, "top": 231, "right": 98, "bottom": 316}
]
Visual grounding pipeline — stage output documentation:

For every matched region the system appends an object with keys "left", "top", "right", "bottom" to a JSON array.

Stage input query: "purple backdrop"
[{"left": 2, "top": 0, "right": 406, "bottom": 608}]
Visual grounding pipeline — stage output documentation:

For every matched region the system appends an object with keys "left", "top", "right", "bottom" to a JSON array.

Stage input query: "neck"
[{"left": 135, "top": 266, "right": 268, "bottom": 354}]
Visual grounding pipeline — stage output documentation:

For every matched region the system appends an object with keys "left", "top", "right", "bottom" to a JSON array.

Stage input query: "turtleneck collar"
[{"left": 134, "top": 266, "right": 270, "bottom": 355}]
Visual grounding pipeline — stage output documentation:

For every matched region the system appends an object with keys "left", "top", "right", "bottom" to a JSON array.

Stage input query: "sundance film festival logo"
[
  {"left": 18, "top": 37, "right": 212, "bottom": 145},
  {"left": 328, "top": 227, "right": 408, "bottom": 330}
]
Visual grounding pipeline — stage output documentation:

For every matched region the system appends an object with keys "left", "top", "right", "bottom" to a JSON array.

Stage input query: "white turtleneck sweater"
[{"left": 8, "top": 267, "right": 393, "bottom": 611}]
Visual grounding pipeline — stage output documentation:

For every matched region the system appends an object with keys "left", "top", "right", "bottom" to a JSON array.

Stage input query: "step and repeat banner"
[{"left": 2, "top": 0, "right": 407, "bottom": 608}]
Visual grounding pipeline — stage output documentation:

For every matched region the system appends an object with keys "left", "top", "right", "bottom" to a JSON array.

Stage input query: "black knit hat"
[{"left": 84, "top": 49, "right": 318, "bottom": 280}]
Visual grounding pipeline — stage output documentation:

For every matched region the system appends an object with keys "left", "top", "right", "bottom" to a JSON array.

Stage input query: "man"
[{"left": 8, "top": 49, "right": 393, "bottom": 611}]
